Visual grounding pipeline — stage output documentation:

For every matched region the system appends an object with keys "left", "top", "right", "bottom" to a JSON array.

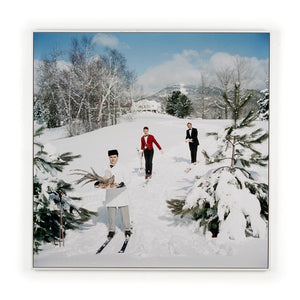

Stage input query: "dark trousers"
[
  {"left": 144, "top": 149, "right": 154, "bottom": 175},
  {"left": 189, "top": 143, "right": 198, "bottom": 163}
]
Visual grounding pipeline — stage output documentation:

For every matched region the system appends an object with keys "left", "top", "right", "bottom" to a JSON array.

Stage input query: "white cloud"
[
  {"left": 137, "top": 51, "right": 205, "bottom": 94},
  {"left": 92, "top": 33, "right": 120, "bottom": 48},
  {"left": 91, "top": 33, "right": 130, "bottom": 49},
  {"left": 137, "top": 50, "right": 269, "bottom": 95},
  {"left": 209, "top": 52, "right": 235, "bottom": 70}
]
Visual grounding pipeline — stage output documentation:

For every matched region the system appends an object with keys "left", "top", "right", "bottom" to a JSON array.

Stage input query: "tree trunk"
[
  {"left": 225, "top": 104, "right": 228, "bottom": 119},
  {"left": 201, "top": 95, "right": 205, "bottom": 119},
  {"left": 230, "top": 136, "right": 236, "bottom": 172}
]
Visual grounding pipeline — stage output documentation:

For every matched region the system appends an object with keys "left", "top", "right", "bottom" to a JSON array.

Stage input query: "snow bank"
[
  {"left": 183, "top": 178, "right": 214, "bottom": 209},
  {"left": 216, "top": 171, "right": 267, "bottom": 240},
  {"left": 33, "top": 113, "right": 269, "bottom": 268}
]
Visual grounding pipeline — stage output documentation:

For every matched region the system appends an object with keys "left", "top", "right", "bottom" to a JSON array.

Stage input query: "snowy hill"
[{"left": 34, "top": 112, "right": 268, "bottom": 268}]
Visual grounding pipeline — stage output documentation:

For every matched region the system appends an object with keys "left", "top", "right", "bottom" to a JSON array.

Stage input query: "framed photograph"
[{"left": 33, "top": 31, "right": 269, "bottom": 269}]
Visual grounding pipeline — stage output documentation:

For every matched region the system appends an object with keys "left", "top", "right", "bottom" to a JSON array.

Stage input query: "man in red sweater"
[{"left": 141, "top": 126, "right": 162, "bottom": 179}]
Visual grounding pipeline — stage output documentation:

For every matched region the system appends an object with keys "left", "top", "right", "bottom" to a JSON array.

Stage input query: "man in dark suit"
[{"left": 185, "top": 122, "right": 199, "bottom": 164}]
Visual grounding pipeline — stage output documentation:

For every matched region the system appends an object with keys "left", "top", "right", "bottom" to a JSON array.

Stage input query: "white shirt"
[{"left": 144, "top": 135, "right": 148, "bottom": 149}]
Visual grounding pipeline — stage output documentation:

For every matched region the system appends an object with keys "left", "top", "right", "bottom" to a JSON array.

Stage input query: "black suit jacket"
[{"left": 186, "top": 128, "right": 199, "bottom": 145}]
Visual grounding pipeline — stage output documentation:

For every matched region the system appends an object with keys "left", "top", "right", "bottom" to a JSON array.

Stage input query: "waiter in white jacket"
[{"left": 95, "top": 149, "right": 132, "bottom": 238}]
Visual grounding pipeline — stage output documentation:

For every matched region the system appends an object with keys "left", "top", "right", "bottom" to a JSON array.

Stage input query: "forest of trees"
[
  {"left": 34, "top": 38, "right": 269, "bottom": 135},
  {"left": 34, "top": 37, "right": 137, "bottom": 136}
]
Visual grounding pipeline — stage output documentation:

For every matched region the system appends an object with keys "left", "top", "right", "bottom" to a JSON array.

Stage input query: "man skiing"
[
  {"left": 94, "top": 149, "right": 132, "bottom": 239},
  {"left": 185, "top": 122, "right": 199, "bottom": 164},
  {"left": 140, "top": 126, "right": 162, "bottom": 179}
]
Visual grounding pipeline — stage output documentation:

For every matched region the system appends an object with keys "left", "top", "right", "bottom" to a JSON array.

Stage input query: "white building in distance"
[{"left": 132, "top": 99, "right": 162, "bottom": 113}]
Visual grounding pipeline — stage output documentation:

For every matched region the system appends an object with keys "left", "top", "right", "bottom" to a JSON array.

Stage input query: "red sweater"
[{"left": 141, "top": 134, "right": 162, "bottom": 151}]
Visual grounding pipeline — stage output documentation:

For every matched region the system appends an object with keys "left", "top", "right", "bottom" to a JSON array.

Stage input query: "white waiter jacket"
[{"left": 103, "top": 163, "right": 129, "bottom": 208}]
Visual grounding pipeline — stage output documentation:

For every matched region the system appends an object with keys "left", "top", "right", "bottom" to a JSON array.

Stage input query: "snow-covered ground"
[{"left": 34, "top": 112, "right": 268, "bottom": 269}]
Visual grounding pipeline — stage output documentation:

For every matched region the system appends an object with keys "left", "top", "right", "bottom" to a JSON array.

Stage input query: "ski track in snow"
[{"left": 34, "top": 113, "right": 268, "bottom": 268}]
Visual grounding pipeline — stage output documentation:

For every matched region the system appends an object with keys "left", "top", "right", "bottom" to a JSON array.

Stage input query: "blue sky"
[{"left": 34, "top": 32, "right": 269, "bottom": 94}]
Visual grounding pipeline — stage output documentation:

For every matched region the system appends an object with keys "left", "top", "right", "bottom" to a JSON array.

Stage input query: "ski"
[
  {"left": 141, "top": 177, "right": 152, "bottom": 187},
  {"left": 118, "top": 236, "right": 130, "bottom": 253},
  {"left": 184, "top": 162, "right": 199, "bottom": 173},
  {"left": 184, "top": 167, "right": 192, "bottom": 173},
  {"left": 96, "top": 237, "right": 113, "bottom": 254},
  {"left": 142, "top": 179, "right": 149, "bottom": 187}
]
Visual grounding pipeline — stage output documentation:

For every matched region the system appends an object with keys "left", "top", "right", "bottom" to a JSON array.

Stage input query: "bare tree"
[
  {"left": 233, "top": 56, "right": 254, "bottom": 89},
  {"left": 98, "top": 49, "right": 129, "bottom": 125},
  {"left": 214, "top": 66, "right": 234, "bottom": 119},
  {"left": 198, "top": 71, "right": 210, "bottom": 119},
  {"left": 127, "top": 78, "right": 140, "bottom": 113}
]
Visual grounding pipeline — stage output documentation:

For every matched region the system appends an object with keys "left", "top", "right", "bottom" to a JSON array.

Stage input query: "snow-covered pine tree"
[
  {"left": 166, "top": 90, "right": 193, "bottom": 118},
  {"left": 166, "top": 91, "right": 180, "bottom": 116},
  {"left": 258, "top": 87, "right": 269, "bottom": 121},
  {"left": 167, "top": 82, "right": 269, "bottom": 240},
  {"left": 176, "top": 93, "right": 193, "bottom": 118},
  {"left": 33, "top": 127, "right": 97, "bottom": 253}
]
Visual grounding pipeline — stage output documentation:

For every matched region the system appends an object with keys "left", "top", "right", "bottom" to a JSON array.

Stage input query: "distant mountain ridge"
[{"left": 143, "top": 84, "right": 263, "bottom": 119}]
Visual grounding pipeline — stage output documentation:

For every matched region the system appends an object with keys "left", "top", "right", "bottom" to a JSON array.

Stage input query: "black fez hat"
[{"left": 108, "top": 149, "right": 119, "bottom": 156}]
